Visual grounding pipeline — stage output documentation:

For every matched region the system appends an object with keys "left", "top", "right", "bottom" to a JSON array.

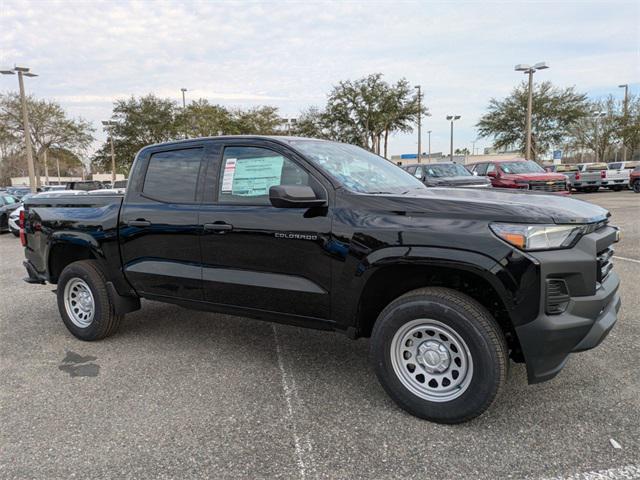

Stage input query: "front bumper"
[
  {"left": 515, "top": 271, "right": 620, "bottom": 383},
  {"left": 514, "top": 225, "right": 620, "bottom": 384}
]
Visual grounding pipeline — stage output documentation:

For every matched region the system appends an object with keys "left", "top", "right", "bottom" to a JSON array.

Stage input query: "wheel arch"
[
  {"left": 46, "top": 233, "right": 103, "bottom": 283},
  {"left": 353, "top": 253, "right": 524, "bottom": 361}
]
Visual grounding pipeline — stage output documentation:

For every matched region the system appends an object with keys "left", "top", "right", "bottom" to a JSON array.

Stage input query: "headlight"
[{"left": 490, "top": 223, "right": 583, "bottom": 251}]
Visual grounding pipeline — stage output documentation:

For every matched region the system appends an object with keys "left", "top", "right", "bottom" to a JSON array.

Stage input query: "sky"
[{"left": 1, "top": 0, "right": 639, "bottom": 162}]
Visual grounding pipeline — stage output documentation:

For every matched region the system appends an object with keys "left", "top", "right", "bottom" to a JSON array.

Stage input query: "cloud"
[{"left": 1, "top": 0, "right": 638, "bottom": 157}]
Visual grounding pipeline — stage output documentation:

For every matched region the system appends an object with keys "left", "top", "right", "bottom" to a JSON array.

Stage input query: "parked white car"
[{"left": 604, "top": 161, "right": 640, "bottom": 190}]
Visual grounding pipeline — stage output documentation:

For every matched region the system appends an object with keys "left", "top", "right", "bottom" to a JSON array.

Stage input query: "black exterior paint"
[{"left": 22, "top": 136, "right": 620, "bottom": 384}]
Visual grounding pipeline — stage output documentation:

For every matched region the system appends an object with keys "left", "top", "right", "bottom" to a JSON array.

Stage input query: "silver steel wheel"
[
  {"left": 390, "top": 319, "right": 473, "bottom": 402},
  {"left": 63, "top": 278, "right": 95, "bottom": 328}
]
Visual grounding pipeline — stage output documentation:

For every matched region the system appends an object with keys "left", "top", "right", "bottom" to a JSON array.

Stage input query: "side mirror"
[
  {"left": 472, "top": 171, "right": 478, "bottom": 176},
  {"left": 487, "top": 171, "right": 497, "bottom": 178},
  {"left": 269, "top": 185, "right": 326, "bottom": 208}
]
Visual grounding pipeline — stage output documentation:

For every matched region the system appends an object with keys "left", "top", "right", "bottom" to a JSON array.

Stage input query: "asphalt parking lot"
[{"left": 1, "top": 190, "right": 638, "bottom": 480}]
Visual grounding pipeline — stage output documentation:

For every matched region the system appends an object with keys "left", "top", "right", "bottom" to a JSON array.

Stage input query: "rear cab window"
[{"left": 142, "top": 147, "right": 204, "bottom": 203}]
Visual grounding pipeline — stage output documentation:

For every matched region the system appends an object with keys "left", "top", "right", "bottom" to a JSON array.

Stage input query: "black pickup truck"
[{"left": 21, "top": 136, "right": 621, "bottom": 423}]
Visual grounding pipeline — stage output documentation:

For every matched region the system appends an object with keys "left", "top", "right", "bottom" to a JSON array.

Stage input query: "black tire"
[
  {"left": 370, "top": 287, "right": 507, "bottom": 423},
  {"left": 56, "top": 260, "right": 122, "bottom": 341},
  {"left": 11, "top": 229, "right": 19, "bottom": 237},
  {"left": 634, "top": 180, "right": 640, "bottom": 193}
]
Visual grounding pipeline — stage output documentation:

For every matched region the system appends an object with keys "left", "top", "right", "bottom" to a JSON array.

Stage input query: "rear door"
[
  {"left": 198, "top": 140, "right": 333, "bottom": 320},
  {"left": 120, "top": 143, "right": 208, "bottom": 300}
]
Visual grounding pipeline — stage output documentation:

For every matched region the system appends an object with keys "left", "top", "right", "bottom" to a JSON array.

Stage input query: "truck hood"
[
  {"left": 426, "top": 176, "right": 491, "bottom": 187},
  {"left": 356, "top": 187, "right": 609, "bottom": 224},
  {"left": 499, "top": 172, "right": 567, "bottom": 182}
]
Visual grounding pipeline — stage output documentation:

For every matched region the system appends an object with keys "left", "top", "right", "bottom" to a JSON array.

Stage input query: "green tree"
[
  {"left": 619, "top": 94, "right": 640, "bottom": 160},
  {"left": 476, "top": 81, "right": 590, "bottom": 161},
  {"left": 292, "top": 106, "right": 328, "bottom": 139},
  {"left": 92, "top": 94, "right": 180, "bottom": 175},
  {"left": 176, "top": 99, "right": 233, "bottom": 137},
  {"left": 230, "top": 105, "right": 282, "bottom": 135},
  {"left": 0, "top": 93, "right": 94, "bottom": 184},
  {"left": 568, "top": 96, "right": 620, "bottom": 162},
  {"left": 322, "top": 73, "right": 426, "bottom": 156}
]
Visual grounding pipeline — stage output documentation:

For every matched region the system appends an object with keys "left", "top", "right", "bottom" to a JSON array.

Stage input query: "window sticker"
[
  {"left": 231, "top": 156, "right": 284, "bottom": 196},
  {"left": 221, "top": 158, "right": 237, "bottom": 192}
]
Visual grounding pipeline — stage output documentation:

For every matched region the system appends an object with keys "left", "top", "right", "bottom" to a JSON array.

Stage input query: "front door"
[
  {"left": 120, "top": 144, "right": 207, "bottom": 301},
  {"left": 199, "top": 141, "right": 332, "bottom": 320}
]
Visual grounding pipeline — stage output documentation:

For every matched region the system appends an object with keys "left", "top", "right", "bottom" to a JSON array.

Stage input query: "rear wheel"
[
  {"left": 370, "top": 287, "right": 507, "bottom": 423},
  {"left": 57, "top": 260, "right": 122, "bottom": 341},
  {"left": 633, "top": 180, "right": 640, "bottom": 193}
]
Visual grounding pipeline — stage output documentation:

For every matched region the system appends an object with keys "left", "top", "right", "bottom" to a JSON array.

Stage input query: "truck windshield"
[
  {"left": 500, "top": 161, "right": 545, "bottom": 174},
  {"left": 290, "top": 140, "right": 426, "bottom": 194},
  {"left": 425, "top": 164, "right": 472, "bottom": 177}
]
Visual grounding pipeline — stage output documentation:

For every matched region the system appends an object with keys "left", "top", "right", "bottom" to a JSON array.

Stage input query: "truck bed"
[{"left": 23, "top": 193, "right": 124, "bottom": 283}]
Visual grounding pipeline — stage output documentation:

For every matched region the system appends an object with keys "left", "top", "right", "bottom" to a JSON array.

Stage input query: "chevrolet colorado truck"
[{"left": 21, "top": 136, "right": 621, "bottom": 423}]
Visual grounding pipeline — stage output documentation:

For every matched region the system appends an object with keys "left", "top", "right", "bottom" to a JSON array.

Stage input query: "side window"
[
  {"left": 218, "top": 146, "right": 310, "bottom": 205},
  {"left": 406, "top": 166, "right": 416, "bottom": 175},
  {"left": 142, "top": 147, "right": 203, "bottom": 203},
  {"left": 486, "top": 163, "right": 496, "bottom": 175},
  {"left": 414, "top": 166, "right": 423, "bottom": 178},
  {"left": 474, "top": 163, "right": 487, "bottom": 175}
]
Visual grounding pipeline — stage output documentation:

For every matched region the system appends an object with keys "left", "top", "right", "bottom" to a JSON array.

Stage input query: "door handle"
[
  {"left": 127, "top": 219, "right": 151, "bottom": 227},
  {"left": 203, "top": 222, "right": 233, "bottom": 232}
]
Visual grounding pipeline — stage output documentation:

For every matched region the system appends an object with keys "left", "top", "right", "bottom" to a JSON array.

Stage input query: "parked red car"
[
  {"left": 630, "top": 165, "right": 640, "bottom": 193},
  {"left": 467, "top": 159, "right": 569, "bottom": 195}
]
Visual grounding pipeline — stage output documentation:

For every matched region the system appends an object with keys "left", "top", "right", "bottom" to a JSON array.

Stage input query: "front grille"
[
  {"left": 529, "top": 180, "right": 567, "bottom": 192},
  {"left": 597, "top": 246, "right": 614, "bottom": 282}
]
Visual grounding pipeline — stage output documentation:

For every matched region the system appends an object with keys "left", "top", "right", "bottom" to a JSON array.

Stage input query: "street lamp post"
[
  {"left": 618, "top": 84, "right": 629, "bottom": 161},
  {"left": 427, "top": 130, "right": 432, "bottom": 162},
  {"left": 102, "top": 121, "right": 117, "bottom": 184},
  {"left": 181, "top": 88, "right": 187, "bottom": 108},
  {"left": 446, "top": 115, "right": 461, "bottom": 161},
  {"left": 180, "top": 88, "right": 188, "bottom": 139},
  {"left": 515, "top": 62, "right": 549, "bottom": 161},
  {"left": 1, "top": 66, "right": 38, "bottom": 192},
  {"left": 415, "top": 85, "right": 422, "bottom": 163}
]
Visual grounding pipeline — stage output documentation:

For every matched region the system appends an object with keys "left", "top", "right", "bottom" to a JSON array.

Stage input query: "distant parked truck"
[
  {"left": 630, "top": 164, "right": 640, "bottom": 193},
  {"left": 573, "top": 163, "right": 607, "bottom": 193},
  {"left": 546, "top": 164, "right": 579, "bottom": 190},
  {"left": 604, "top": 161, "right": 639, "bottom": 191},
  {"left": 65, "top": 181, "right": 105, "bottom": 191}
]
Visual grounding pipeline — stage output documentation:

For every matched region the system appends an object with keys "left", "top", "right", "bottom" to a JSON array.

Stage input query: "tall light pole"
[
  {"left": 415, "top": 85, "right": 422, "bottom": 163},
  {"left": 102, "top": 121, "right": 117, "bottom": 184},
  {"left": 619, "top": 84, "right": 629, "bottom": 161},
  {"left": 427, "top": 130, "right": 432, "bottom": 162},
  {"left": 515, "top": 62, "right": 549, "bottom": 161},
  {"left": 181, "top": 88, "right": 187, "bottom": 108},
  {"left": 1, "top": 66, "right": 38, "bottom": 192},
  {"left": 446, "top": 115, "right": 461, "bottom": 161},
  {"left": 592, "top": 111, "right": 606, "bottom": 162},
  {"left": 180, "top": 88, "right": 188, "bottom": 139}
]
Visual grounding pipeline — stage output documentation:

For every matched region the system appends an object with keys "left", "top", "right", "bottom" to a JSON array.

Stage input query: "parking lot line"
[
  {"left": 613, "top": 255, "right": 640, "bottom": 264},
  {"left": 272, "top": 324, "right": 313, "bottom": 479},
  {"left": 542, "top": 464, "right": 640, "bottom": 480}
]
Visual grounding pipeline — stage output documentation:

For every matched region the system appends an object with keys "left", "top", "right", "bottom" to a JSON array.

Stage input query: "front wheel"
[
  {"left": 57, "top": 260, "right": 122, "bottom": 341},
  {"left": 634, "top": 181, "right": 640, "bottom": 193},
  {"left": 370, "top": 287, "right": 507, "bottom": 423}
]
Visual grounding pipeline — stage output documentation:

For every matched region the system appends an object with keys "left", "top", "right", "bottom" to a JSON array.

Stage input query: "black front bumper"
[
  {"left": 514, "top": 225, "right": 620, "bottom": 384},
  {"left": 515, "top": 271, "right": 620, "bottom": 383}
]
